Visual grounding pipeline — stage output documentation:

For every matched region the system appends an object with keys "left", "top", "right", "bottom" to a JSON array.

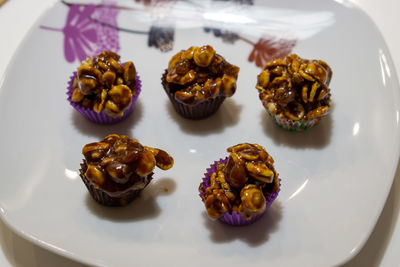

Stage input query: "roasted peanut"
[
  {"left": 123, "top": 61, "right": 136, "bottom": 83},
  {"left": 108, "top": 57, "right": 122, "bottom": 73},
  {"left": 267, "top": 102, "right": 278, "bottom": 115},
  {"left": 93, "top": 89, "right": 107, "bottom": 113},
  {"left": 164, "top": 45, "right": 239, "bottom": 104},
  {"left": 106, "top": 162, "right": 129, "bottom": 182},
  {"left": 175, "top": 60, "right": 191, "bottom": 75},
  {"left": 284, "top": 102, "right": 305, "bottom": 121},
  {"left": 182, "top": 46, "right": 196, "bottom": 60},
  {"left": 239, "top": 184, "right": 266, "bottom": 219},
  {"left": 103, "top": 134, "right": 119, "bottom": 143},
  {"left": 77, "top": 65, "right": 102, "bottom": 95},
  {"left": 221, "top": 75, "right": 236, "bottom": 97},
  {"left": 306, "top": 105, "right": 329, "bottom": 119},
  {"left": 144, "top": 146, "right": 174, "bottom": 170},
  {"left": 204, "top": 189, "right": 231, "bottom": 219},
  {"left": 82, "top": 134, "right": 174, "bottom": 195},
  {"left": 200, "top": 143, "right": 279, "bottom": 221},
  {"left": 246, "top": 162, "right": 274, "bottom": 183},
  {"left": 71, "top": 87, "right": 84, "bottom": 103},
  {"left": 82, "top": 142, "right": 110, "bottom": 161},
  {"left": 179, "top": 69, "right": 196, "bottom": 85},
  {"left": 257, "top": 70, "right": 270, "bottom": 89},
  {"left": 73, "top": 51, "right": 137, "bottom": 118},
  {"left": 85, "top": 164, "right": 105, "bottom": 186},
  {"left": 108, "top": 85, "right": 133, "bottom": 108},
  {"left": 193, "top": 45, "right": 215, "bottom": 67},
  {"left": 225, "top": 152, "right": 247, "bottom": 188},
  {"left": 103, "top": 71, "right": 116, "bottom": 89},
  {"left": 104, "top": 101, "right": 123, "bottom": 118},
  {"left": 136, "top": 150, "right": 156, "bottom": 177},
  {"left": 175, "top": 91, "right": 194, "bottom": 103},
  {"left": 255, "top": 54, "right": 332, "bottom": 121}
]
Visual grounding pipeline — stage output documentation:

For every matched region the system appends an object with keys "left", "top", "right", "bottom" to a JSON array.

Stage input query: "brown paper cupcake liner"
[
  {"left": 162, "top": 71, "right": 226, "bottom": 120},
  {"left": 79, "top": 162, "right": 152, "bottom": 207}
]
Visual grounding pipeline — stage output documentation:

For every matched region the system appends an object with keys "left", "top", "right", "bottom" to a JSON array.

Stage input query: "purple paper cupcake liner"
[
  {"left": 200, "top": 157, "right": 281, "bottom": 226},
  {"left": 262, "top": 101, "right": 322, "bottom": 131},
  {"left": 162, "top": 71, "right": 226, "bottom": 120},
  {"left": 79, "top": 162, "right": 152, "bottom": 206},
  {"left": 67, "top": 71, "right": 141, "bottom": 124},
  {"left": 219, "top": 210, "right": 267, "bottom": 226}
]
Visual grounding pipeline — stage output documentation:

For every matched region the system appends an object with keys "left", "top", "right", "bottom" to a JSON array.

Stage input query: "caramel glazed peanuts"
[
  {"left": 82, "top": 134, "right": 174, "bottom": 194},
  {"left": 256, "top": 54, "right": 332, "bottom": 121},
  {"left": 200, "top": 143, "right": 280, "bottom": 221},
  {"left": 71, "top": 51, "right": 137, "bottom": 118},
  {"left": 164, "top": 45, "right": 240, "bottom": 105}
]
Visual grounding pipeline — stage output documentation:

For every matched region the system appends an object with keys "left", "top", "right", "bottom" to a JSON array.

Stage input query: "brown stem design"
[
  {"left": 88, "top": 16, "right": 149, "bottom": 35},
  {"left": 61, "top": 0, "right": 149, "bottom": 35},
  {"left": 61, "top": 0, "right": 135, "bottom": 10},
  {"left": 238, "top": 36, "right": 255, "bottom": 46}
]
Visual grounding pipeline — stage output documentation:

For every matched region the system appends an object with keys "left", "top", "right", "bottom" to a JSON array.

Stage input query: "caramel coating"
[
  {"left": 200, "top": 143, "right": 279, "bottom": 221},
  {"left": 82, "top": 134, "right": 173, "bottom": 193},
  {"left": 71, "top": 51, "right": 137, "bottom": 118},
  {"left": 164, "top": 45, "right": 240, "bottom": 105},
  {"left": 238, "top": 184, "right": 266, "bottom": 220},
  {"left": 256, "top": 54, "right": 332, "bottom": 120},
  {"left": 193, "top": 45, "right": 216, "bottom": 67}
]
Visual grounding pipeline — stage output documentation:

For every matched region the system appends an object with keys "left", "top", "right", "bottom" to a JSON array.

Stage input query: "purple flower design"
[
  {"left": 62, "top": 4, "right": 97, "bottom": 62},
  {"left": 90, "top": 2, "right": 120, "bottom": 56},
  {"left": 40, "top": 1, "right": 120, "bottom": 63},
  {"left": 40, "top": 0, "right": 295, "bottom": 66}
]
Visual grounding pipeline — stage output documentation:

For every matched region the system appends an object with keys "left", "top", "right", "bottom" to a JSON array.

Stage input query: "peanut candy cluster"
[
  {"left": 164, "top": 45, "right": 240, "bottom": 104},
  {"left": 200, "top": 143, "right": 280, "bottom": 220},
  {"left": 256, "top": 54, "right": 332, "bottom": 121},
  {"left": 71, "top": 51, "right": 137, "bottom": 118},
  {"left": 82, "top": 134, "right": 173, "bottom": 192}
]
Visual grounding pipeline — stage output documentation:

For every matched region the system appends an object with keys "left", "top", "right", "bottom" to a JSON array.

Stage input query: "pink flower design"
[{"left": 248, "top": 37, "right": 296, "bottom": 68}]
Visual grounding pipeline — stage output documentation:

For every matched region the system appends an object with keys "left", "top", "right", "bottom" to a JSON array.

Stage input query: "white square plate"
[{"left": 0, "top": 0, "right": 399, "bottom": 266}]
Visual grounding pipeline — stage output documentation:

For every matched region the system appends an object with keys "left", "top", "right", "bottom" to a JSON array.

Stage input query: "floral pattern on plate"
[{"left": 40, "top": 0, "right": 295, "bottom": 66}]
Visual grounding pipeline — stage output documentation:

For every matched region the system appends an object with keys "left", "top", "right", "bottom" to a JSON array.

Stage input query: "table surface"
[{"left": 1, "top": 0, "right": 400, "bottom": 266}]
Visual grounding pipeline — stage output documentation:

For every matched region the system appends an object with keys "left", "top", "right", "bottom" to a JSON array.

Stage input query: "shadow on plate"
[
  {"left": 70, "top": 100, "right": 143, "bottom": 139},
  {"left": 340, "top": 160, "right": 400, "bottom": 267},
  {"left": 166, "top": 98, "right": 243, "bottom": 136},
  {"left": 203, "top": 201, "right": 282, "bottom": 247},
  {"left": 260, "top": 109, "right": 333, "bottom": 149},
  {"left": 85, "top": 177, "right": 176, "bottom": 222}
]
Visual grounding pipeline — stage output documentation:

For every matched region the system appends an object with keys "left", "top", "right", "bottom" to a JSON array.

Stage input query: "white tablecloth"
[{"left": 0, "top": 0, "right": 399, "bottom": 266}]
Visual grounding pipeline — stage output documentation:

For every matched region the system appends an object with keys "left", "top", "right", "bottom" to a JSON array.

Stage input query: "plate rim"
[{"left": 1, "top": 0, "right": 400, "bottom": 266}]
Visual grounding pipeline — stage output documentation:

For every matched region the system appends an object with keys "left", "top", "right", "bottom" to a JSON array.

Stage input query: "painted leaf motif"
[
  {"left": 62, "top": 4, "right": 98, "bottom": 63},
  {"left": 89, "top": 1, "right": 121, "bottom": 57},
  {"left": 249, "top": 37, "right": 296, "bottom": 68}
]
